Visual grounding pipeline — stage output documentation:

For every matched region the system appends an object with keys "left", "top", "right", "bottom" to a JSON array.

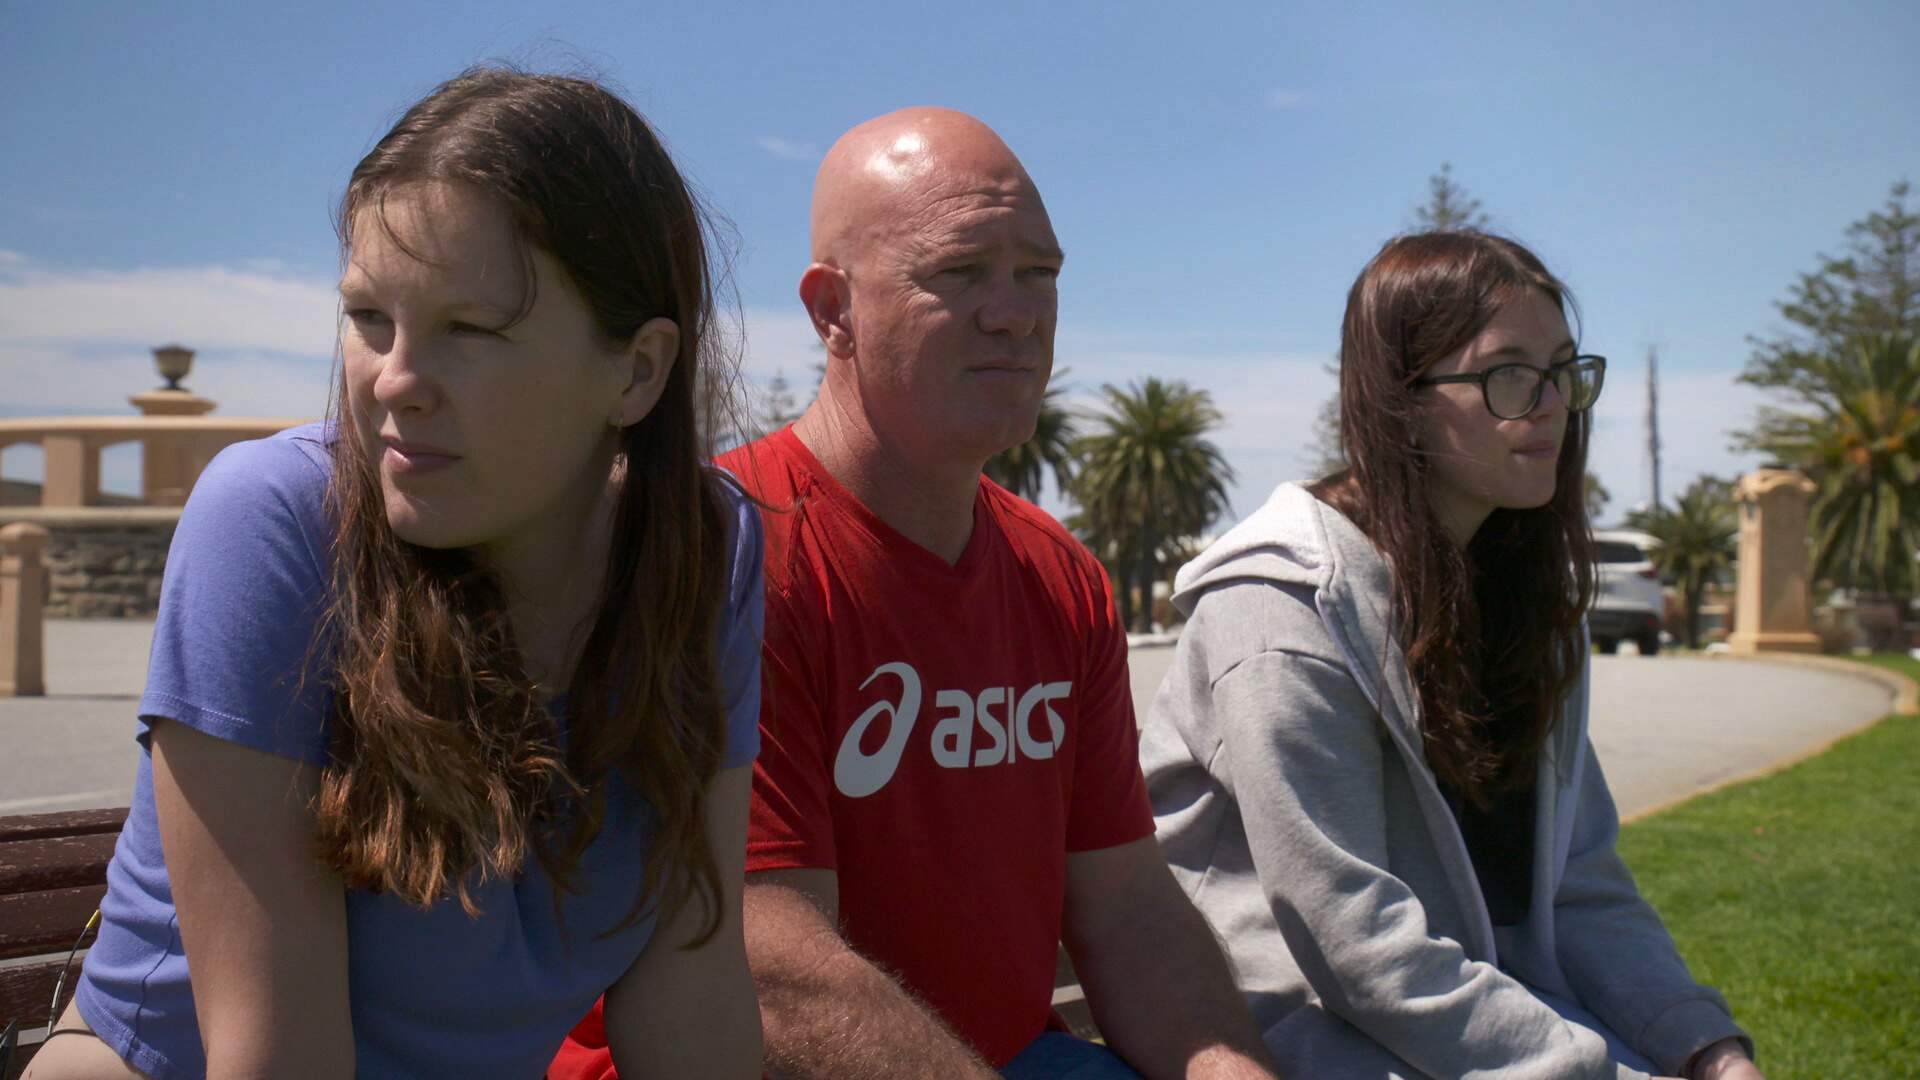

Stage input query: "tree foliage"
[
  {"left": 1415, "top": 163, "right": 1490, "bottom": 231},
  {"left": 1307, "top": 165, "right": 1494, "bottom": 471},
  {"left": 1740, "top": 180, "right": 1919, "bottom": 418},
  {"left": 1070, "top": 378, "right": 1234, "bottom": 631},
  {"left": 1740, "top": 181, "right": 1920, "bottom": 614},
  {"left": 750, "top": 368, "right": 805, "bottom": 438},
  {"left": 985, "top": 370, "right": 1078, "bottom": 502},
  {"left": 1303, "top": 361, "right": 1345, "bottom": 478},
  {"left": 1628, "top": 476, "right": 1738, "bottom": 649},
  {"left": 1753, "top": 333, "right": 1920, "bottom": 604},
  {"left": 1584, "top": 471, "right": 1611, "bottom": 523}
]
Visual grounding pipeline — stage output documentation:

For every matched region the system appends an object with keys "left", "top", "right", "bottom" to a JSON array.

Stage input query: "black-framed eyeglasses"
[{"left": 1415, "top": 354, "right": 1606, "bottom": 420}]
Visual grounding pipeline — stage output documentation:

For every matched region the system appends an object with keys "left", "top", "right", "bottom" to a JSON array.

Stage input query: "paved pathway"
[
  {"left": 1125, "top": 644, "right": 1897, "bottom": 820},
  {"left": 1, "top": 621, "right": 1903, "bottom": 819},
  {"left": 1, "top": 619, "right": 153, "bottom": 813}
]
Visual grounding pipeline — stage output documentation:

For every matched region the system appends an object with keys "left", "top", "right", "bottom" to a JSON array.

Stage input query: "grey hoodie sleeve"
[
  {"left": 1182, "top": 582, "right": 1632, "bottom": 1080},
  {"left": 1551, "top": 747, "right": 1753, "bottom": 1074}
]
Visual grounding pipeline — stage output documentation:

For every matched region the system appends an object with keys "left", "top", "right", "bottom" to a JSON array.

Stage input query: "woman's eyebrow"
[{"left": 1474, "top": 339, "right": 1578, "bottom": 366}]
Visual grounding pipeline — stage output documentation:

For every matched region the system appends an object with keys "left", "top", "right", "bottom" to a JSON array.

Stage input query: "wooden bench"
[
  {"left": 0, "top": 807, "right": 1098, "bottom": 1075},
  {"left": 0, "top": 807, "right": 126, "bottom": 1079}
]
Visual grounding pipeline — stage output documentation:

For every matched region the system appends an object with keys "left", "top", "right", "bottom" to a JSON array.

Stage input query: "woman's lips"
[
  {"left": 1514, "top": 440, "right": 1560, "bottom": 459},
  {"left": 383, "top": 440, "right": 460, "bottom": 475}
]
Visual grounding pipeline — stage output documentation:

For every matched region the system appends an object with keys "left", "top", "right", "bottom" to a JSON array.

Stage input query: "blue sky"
[{"left": 3, "top": 0, "right": 1916, "bottom": 523}]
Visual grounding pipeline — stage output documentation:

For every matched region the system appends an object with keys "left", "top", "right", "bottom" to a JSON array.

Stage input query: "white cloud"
[
  {"left": 1266, "top": 90, "right": 1309, "bottom": 109},
  {"left": 736, "top": 305, "right": 821, "bottom": 382},
  {"left": 0, "top": 250, "right": 1777, "bottom": 529},
  {"left": 754, "top": 135, "right": 819, "bottom": 162},
  {"left": 0, "top": 257, "right": 339, "bottom": 356},
  {"left": 1586, "top": 369, "right": 1769, "bottom": 520},
  {"left": 0, "top": 254, "right": 337, "bottom": 422}
]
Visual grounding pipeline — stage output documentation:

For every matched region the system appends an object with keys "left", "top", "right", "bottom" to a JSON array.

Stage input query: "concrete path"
[
  {"left": 0, "top": 620, "right": 1904, "bottom": 819},
  {"left": 0, "top": 618, "right": 154, "bottom": 813},
  {"left": 1125, "top": 645, "right": 1898, "bottom": 821}
]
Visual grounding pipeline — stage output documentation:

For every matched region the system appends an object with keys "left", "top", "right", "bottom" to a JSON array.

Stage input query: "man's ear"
[
  {"left": 611, "top": 316, "right": 679, "bottom": 428},
  {"left": 798, "top": 263, "right": 854, "bottom": 360}
]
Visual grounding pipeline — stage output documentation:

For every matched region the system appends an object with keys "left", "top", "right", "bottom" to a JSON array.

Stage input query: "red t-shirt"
[{"left": 551, "top": 426, "right": 1152, "bottom": 1074}]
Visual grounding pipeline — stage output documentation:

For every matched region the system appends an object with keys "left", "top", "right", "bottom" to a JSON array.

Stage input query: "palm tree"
[
  {"left": 1627, "top": 477, "right": 1738, "bottom": 649},
  {"left": 1753, "top": 333, "right": 1920, "bottom": 636},
  {"left": 1070, "top": 378, "right": 1235, "bottom": 632},
  {"left": 985, "top": 370, "right": 1076, "bottom": 502},
  {"left": 1583, "top": 472, "right": 1611, "bottom": 523}
]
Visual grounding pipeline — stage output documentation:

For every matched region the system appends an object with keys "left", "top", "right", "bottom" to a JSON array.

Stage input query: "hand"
[{"left": 1686, "top": 1037, "right": 1764, "bottom": 1080}]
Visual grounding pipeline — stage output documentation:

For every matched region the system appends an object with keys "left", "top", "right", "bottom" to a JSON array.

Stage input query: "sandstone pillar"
[
  {"left": 1, "top": 522, "right": 50, "bottom": 696},
  {"left": 1727, "top": 469, "right": 1822, "bottom": 655},
  {"left": 40, "top": 434, "right": 101, "bottom": 507},
  {"left": 132, "top": 388, "right": 217, "bottom": 506}
]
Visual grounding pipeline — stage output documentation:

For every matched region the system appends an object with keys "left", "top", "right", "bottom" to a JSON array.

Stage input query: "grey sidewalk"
[
  {"left": 0, "top": 619, "right": 1905, "bottom": 819},
  {"left": 1126, "top": 645, "right": 1898, "bottom": 820}
]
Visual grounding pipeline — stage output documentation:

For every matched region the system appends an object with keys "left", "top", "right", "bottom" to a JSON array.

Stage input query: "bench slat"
[
  {"left": 0, "top": 835, "right": 118, "bottom": 894},
  {"left": 0, "top": 886, "right": 106, "bottom": 962},
  {"left": 0, "top": 958, "right": 76, "bottom": 1037},
  {"left": 0, "top": 809, "right": 127, "bottom": 845}
]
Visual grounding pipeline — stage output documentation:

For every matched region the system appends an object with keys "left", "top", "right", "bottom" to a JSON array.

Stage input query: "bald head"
[
  {"left": 810, "top": 107, "right": 1043, "bottom": 267},
  {"left": 792, "top": 107, "right": 1061, "bottom": 509}
]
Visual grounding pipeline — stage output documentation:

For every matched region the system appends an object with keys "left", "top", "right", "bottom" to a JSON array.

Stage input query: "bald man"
[{"left": 552, "top": 109, "right": 1278, "bottom": 1080}]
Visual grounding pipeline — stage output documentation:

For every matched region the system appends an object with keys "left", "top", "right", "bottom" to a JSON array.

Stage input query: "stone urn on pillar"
[
  {"left": 132, "top": 344, "right": 218, "bottom": 506},
  {"left": 1727, "top": 469, "right": 1823, "bottom": 655}
]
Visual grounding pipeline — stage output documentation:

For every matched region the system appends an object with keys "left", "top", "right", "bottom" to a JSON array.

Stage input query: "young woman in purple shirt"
[{"left": 31, "top": 68, "right": 764, "bottom": 1080}]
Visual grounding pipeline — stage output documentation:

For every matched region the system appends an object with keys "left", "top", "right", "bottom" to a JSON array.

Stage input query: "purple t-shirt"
[{"left": 76, "top": 423, "right": 763, "bottom": 1080}]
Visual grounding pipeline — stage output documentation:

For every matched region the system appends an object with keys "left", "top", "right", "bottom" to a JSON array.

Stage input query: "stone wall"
[{"left": 0, "top": 508, "right": 179, "bottom": 618}]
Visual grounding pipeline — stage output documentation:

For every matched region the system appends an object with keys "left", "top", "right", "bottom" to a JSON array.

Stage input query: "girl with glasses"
[
  {"left": 1139, "top": 231, "right": 1762, "bottom": 1079},
  {"left": 30, "top": 69, "right": 763, "bottom": 1080}
]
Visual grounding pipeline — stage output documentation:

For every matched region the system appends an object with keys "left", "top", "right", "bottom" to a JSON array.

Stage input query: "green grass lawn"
[
  {"left": 1847, "top": 650, "right": 1920, "bottom": 686},
  {"left": 1618, "top": 655, "right": 1919, "bottom": 1079}
]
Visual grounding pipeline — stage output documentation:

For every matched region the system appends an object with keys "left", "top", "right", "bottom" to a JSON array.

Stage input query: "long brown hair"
[
  {"left": 316, "top": 67, "right": 741, "bottom": 939},
  {"left": 1312, "top": 231, "right": 1596, "bottom": 805}
]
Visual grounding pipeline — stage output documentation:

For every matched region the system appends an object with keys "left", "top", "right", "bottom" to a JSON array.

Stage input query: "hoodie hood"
[
  {"left": 1173, "top": 482, "right": 1391, "bottom": 619},
  {"left": 1172, "top": 481, "right": 1409, "bottom": 747}
]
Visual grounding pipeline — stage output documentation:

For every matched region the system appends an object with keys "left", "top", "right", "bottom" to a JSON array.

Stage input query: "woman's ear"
[{"left": 610, "top": 317, "right": 679, "bottom": 428}]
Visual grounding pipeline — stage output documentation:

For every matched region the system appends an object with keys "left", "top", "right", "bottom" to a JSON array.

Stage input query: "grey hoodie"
[{"left": 1140, "top": 483, "right": 1750, "bottom": 1080}]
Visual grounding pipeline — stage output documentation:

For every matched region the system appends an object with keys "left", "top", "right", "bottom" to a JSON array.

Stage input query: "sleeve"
[
  {"left": 1552, "top": 744, "right": 1752, "bottom": 1074},
  {"left": 716, "top": 485, "right": 765, "bottom": 770},
  {"left": 1063, "top": 552, "right": 1154, "bottom": 852},
  {"left": 138, "top": 434, "right": 334, "bottom": 765},
  {"left": 743, "top": 545, "right": 838, "bottom": 874},
  {"left": 1191, "top": 583, "right": 1630, "bottom": 1080}
]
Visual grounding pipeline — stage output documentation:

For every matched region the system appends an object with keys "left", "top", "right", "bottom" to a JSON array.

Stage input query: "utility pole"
[{"left": 1645, "top": 345, "right": 1662, "bottom": 512}]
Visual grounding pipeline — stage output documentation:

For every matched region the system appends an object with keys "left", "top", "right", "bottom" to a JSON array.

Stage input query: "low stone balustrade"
[{"left": 0, "top": 414, "right": 306, "bottom": 508}]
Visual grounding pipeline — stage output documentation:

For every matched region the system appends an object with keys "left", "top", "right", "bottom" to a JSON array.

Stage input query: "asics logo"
[{"left": 833, "top": 661, "right": 1072, "bottom": 798}]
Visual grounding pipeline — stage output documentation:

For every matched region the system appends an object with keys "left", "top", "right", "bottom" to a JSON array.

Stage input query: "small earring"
[{"left": 608, "top": 408, "right": 627, "bottom": 429}]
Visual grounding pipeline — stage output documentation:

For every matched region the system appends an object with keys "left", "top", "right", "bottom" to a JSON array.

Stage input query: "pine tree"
[
  {"left": 1307, "top": 165, "right": 1493, "bottom": 474},
  {"left": 1415, "top": 163, "right": 1490, "bottom": 231},
  {"left": 1740, "top": 180, "right": 1919, "bottom": 417}
]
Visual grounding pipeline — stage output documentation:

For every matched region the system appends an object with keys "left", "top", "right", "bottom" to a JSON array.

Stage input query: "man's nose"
[{"left": 977, "top": 275, "right": 1041, "bottom": 338}]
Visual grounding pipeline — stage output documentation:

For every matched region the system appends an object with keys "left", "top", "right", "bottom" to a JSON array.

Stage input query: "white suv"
[{"left": 1590, "top": 529, "right": 1664, "bottom": 656}]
